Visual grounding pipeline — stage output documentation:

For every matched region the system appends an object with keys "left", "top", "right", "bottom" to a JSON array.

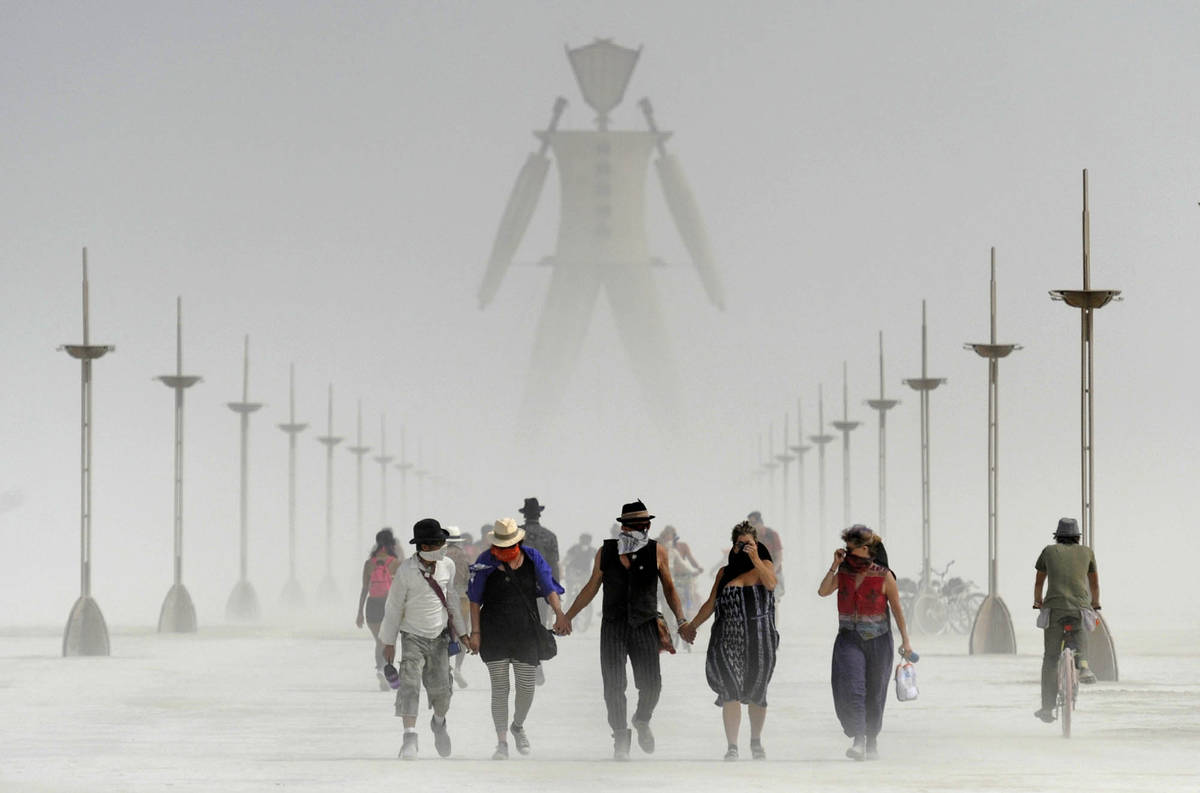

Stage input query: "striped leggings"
[{"left": 485, "top": 659, "right": 537, "bottom": 732}]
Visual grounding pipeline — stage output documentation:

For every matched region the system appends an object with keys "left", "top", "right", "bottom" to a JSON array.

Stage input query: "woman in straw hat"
[{"left": 467, "top": 517, "right": 565, "bottom": 759}]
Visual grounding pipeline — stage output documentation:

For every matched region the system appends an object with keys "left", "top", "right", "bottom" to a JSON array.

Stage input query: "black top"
[
  {"left": 600, "top": 539, "right": 659, "bottom": 627},
  {"left": 479, "top": 556, "right": 541, "bottom": 665}
]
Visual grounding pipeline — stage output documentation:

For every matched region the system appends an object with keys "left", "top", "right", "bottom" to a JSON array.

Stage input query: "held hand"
[
  {"left": 460, "top": 635, "right": 476, "bottom": 655},
  {"left": 383, "top": 644, "right": 395, "bottom": 665},
  {"left": 677, "top": 621, "right": 697, "bottom": 644},
  {"left": 553, "top": 614, "right": 572, "bottom": 636},
  {"left": 355, "top": 613, "right": 364, "bottom": 629}
]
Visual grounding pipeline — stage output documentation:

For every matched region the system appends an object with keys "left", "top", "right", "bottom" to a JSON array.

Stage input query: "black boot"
[{"left": 613, "top": 728, "right": 632, "bottom": 761}]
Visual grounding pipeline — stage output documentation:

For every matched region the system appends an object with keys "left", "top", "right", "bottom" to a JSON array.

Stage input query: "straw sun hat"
[{"left": 486, "top": 517, "right": 525, "bottom": 548}]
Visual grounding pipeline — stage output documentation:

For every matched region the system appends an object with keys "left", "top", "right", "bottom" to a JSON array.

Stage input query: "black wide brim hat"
[
  {"left": 617, "top": 499, "right": 655, "bottom": 524},
  {"left": 411, "top": 517, "right": 450, "bottom": 545},
  {"left": 519, "top": 497, "right": 545, "bottom": 515}
]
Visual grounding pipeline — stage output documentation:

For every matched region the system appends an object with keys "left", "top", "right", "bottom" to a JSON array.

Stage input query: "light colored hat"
[
  {"left": 486, "top": 517, "right": 525, "bottom": 548},
  {"left": 445, "top": 525, "right": 462, "bottom": 542}
]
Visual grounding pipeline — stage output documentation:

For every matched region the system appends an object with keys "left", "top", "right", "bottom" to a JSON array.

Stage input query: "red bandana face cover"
[{"left": 492, "top": 545, "right": 521, "bottom": 563}]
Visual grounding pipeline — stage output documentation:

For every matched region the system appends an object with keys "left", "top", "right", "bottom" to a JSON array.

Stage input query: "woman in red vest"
[{"left": 817, "top": 525, "right": 912, "bottom": 761}]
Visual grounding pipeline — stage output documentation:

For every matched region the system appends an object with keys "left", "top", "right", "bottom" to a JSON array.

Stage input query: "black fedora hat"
[
  {"left": 410, "top": 517, "right": 449, "bottom": 545},
  {"left": 617, "top": 499, "right": 655, "bottom": 524},
  {"left": 519, "top": 497, "right": 545, "bottom": 515}
]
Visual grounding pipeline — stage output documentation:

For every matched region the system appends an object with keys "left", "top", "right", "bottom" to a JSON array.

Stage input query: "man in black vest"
[
  {"left": 558, "top": 499, "right": 689, "bottom": 760},
  {"left": 519, "top": 497, "right": 560, "bottom": 627}
]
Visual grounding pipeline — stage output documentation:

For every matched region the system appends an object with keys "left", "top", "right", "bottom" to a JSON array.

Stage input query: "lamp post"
[
  {"left": 60, "top": 247, "right": 114, "bottom": 656},
  {"left": 315, "top": 384, "right": 344, "bottom": 604},
  {"left": 808, "top": 385, "right": 836, "bottom": 561},
  {"left": 394, "top": 427, "right": 412, "bottom": 526},
  {"left": 865, "top": 333, "right": 900, "bottom": 535},
  {"left": 1049, "top": 169, "right": 1122, "bottom": 681},
  {"left": 788, "top": 398, "right": 813, "bottom": 568},
  {"left": 346, "top": 400, "right": 372, "bottom": 556},
  {"left": 225, "top": 336, "right": 263, "bottom": 622},
  {"left": 903, "top": 301, "right": 947, "bottom": 634},
  {"left": 277, "top": 364, "right": 307, "bottom": 607},
  {"left": 966, "top": 248, "right": 1020, "bottom": 654},
  {"left": 156, "top": 297, "right": 202, "bottom": 633},
  {"left": 373, "top": 416, "right": 395, "bottom": 527},
  {"left": 831, "top": 362, "right": 861, "bottom": 528},
  {"left": 774, "top": 416, "right": 796, "bottom": 536}
]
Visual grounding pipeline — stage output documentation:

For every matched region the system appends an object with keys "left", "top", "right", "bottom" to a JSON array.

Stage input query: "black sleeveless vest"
[{"left": 600, "top": 538, "right": 659, "bottom": 626}]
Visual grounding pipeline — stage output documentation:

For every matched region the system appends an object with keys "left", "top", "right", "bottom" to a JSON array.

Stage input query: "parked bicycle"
[{"left": 898, "top": 561, "right": 984, "bottom": 635}]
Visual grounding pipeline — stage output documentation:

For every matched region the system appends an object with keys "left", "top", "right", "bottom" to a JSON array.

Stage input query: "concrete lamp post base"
[
  {"left": 968, "top": 594, "right": 1017, "bottom": 654},
  {"left": 63, "top": 595, "right": 110, "bottom": 657},
  {"left": 157, "top": 583, "right": 198, "bottom": 633},
  {"left": 225, "top": 579, "right": 261, "bottom": 623}
]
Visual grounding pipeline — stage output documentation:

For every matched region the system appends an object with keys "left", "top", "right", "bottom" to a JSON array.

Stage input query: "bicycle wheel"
[
  {"left": 913, "top": 592, "right": 948, "bottom": 635},
  {"left": 1058, "top": 648, "right": 1075, "bottom": 738}
]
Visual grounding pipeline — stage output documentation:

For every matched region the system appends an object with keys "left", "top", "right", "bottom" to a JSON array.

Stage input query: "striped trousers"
[
  {"left": 600, "top": 618, "right": 661, "bottom": 731},
  {"left": 485, "top": 659, "right": 537, "bottom": 732}
]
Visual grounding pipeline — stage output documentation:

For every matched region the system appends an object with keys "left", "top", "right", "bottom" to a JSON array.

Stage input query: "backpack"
[{"left": 368, "top": 557, "right": 394, "bottom": 597}]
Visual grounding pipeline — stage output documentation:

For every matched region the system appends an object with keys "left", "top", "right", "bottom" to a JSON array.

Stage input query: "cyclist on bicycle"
[
  {"left": 1033, "top": 517, "right": 1101, "bottom": 723},
  {"left": 564, "top": 533, "right": 597, "bottom": 598}
]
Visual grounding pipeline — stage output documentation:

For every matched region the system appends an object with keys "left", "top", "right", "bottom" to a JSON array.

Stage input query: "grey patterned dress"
[{"left": 705, "top": 584, "right": 779, "bottom": 707}]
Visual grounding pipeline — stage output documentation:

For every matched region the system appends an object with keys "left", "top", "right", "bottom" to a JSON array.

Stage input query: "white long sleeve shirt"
[{"left": 379, "top": 555, "right": 466, "bottom": 643}]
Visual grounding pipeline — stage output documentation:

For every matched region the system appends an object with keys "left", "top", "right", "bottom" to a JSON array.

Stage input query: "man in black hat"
[
  {"left": 558, "top": 499, "right": 689, "bottom": 760},
  {"left": 518, "top": 497, "right": 561, "bottom": 626},
  {"left": 1032, "top": 517, "right": 1101, "bottom": 723},
  {"left": 381, "top": 518, "right": 473, "bottom": 760}
]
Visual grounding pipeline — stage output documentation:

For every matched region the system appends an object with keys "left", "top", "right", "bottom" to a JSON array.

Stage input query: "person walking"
[
  {"left": 380, "top": 518, "right": 473, "bottom": 761},
  {"left": 518, "top": 497, "right": 561, "bottom": 627},
  {"left": 1033, "top": 517, "right": 1101, "bottom": 723},
  {"left": 558, "top": 499, "right": 688, "bottom": 760},
  {"left": 817, "top": 524, "right": 913, "bottom": 761},
  {"left": 467, "top": 517, "right": 566, "bottom": 759},
  {"left": 356, "top": 528, "right": 402, "bottom": 690},
  {"left": 747, "top": 511, "right": 784, "bottom": 597},
  {"left": 679, "top": 521, "right": 779, "bottom": 761},
  {"left": 444, "top": 525, "right": 473, "bottom": 689}
]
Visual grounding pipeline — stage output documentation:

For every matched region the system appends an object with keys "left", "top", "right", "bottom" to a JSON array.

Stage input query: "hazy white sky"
[{"left": 2, "top": 1, "right": 1197, "bottom": 626}]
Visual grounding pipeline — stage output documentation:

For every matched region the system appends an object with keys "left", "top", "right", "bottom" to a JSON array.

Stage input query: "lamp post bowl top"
[
  {"left": 61, "top": 344, "right": 114, "bottom": 360},
  {"left": 347, "top": 445, "right": 372, "bottom": 456},
  {"left": 394, "top": 462, "right": 414, "bottom": 472},
  {"left": 831, "top": 421, "right": 861, "bottom": 432},
  {"left": 775, "top": 453, "right": 795, "bottom": 464},
  {"left": 964, "top": 343, "right": 1021, "bottom": 359},
  {"left": 761, "top": 461, "right": 779, "bottom": 471},
  {"left": 227, "top": 402, "right": 263, "bottom": 414},
  {"left": 789, "top": 444, "right": 813, "bottom": 454},
  {"left": 1049, "top": 289, "right": 1122, "bottom": 309},
  {"left": 278, "top": 422, "right": 308, "bottom": 433},
  {"left": 316, "top": 435, "right": 344, "bottom": 446},
  {"left": 373, "top": 454, "right": 395, "bottom": 465},
  {"left": 866, "top": 398, "right": 900, "bottom": 410},
  {"left": 157, "top": 375, "right": 202, "bottom": 389},
  {"left": 809, "top": 433, "right": 836, "bottom": 444},
  {"left": 903, "top": 377, "right": 947, "bottom": 392}
]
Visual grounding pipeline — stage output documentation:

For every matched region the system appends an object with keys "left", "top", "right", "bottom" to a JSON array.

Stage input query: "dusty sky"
[{"left": 2, "top": 1, "right": 1197, "bottom": 627}]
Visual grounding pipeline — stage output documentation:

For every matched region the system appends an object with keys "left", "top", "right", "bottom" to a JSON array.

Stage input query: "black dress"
[
  {"left": 705, "top": 584, "right": 779, "bottom": 707},
  {"left": 479, "top": 558, "right": 541, "bottom": 666}
]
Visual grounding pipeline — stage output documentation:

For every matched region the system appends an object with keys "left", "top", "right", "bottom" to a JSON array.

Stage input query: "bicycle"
[
  {"left": 900, "top": 561, "right": 984, "bottom": 635},
  {"left": 1056, "top": 618, "right": 1081, "bottom": 738}
]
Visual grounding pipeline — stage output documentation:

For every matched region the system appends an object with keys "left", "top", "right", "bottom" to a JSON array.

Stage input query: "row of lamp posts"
[
  {"left": 749, "top": 171, "right": 1120, "bottom": 677},
  {"left": 59, "top": 252, "right": 441, "bottom": 655}
]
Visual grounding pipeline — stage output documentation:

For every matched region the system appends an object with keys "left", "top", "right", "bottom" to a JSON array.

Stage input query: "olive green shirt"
[{"left": 1035, "top": 543, "right": 1096, "bottom": 610}]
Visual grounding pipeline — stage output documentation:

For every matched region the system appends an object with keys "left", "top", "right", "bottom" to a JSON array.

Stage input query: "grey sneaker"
[
  {"left": 430, "top": 715, "right": 451, "bottom": 758},
  {"left": 510, "top": 723, "right": 531, "bottom": 755},
  {"left": 750, "top": 739, "right": 765, "bottom": 760},
  {"left": 492, "top": 741, "right": 509, "bottom": 760},
  {"left": 613, "top": 728, "right": 632, "bottom": 761},
  {"left": 1079, "top": 668, "right": 1098, "bottom": 684},
  {"left": 846, "top": 735, "right": 866, "bottom": 761},
  {"left": 399, "top": 732, "right": 418, "bottom": 760},
  {"left": 865, "top": 736, "right": 878, "bottom": 760},
  {"left": 724, "top": 744, "right": 739, "bottom": 761},
  {"left": 632, "top": 719, "right": 655, "bottom": 753},
  {"left": 1034, "top": 707, "right": 1056, "bottom": 723}
]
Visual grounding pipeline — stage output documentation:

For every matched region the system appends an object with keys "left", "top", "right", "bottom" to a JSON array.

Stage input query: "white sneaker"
[{"left": 399, "top": 732, "right": 418, "bottom": 760}]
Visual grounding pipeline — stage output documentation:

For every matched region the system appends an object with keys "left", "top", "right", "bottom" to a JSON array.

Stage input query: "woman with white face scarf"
[{"left": 467, "top": 517, "right": 565, "bottom": 759}]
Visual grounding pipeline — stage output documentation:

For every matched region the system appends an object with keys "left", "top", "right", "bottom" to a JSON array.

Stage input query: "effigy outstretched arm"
[
  {"left": 477, "top": 98, "right": 567, "bottom": 309},
  {"left": 639, "top": 98, "right": 726, "bottom": 311}
]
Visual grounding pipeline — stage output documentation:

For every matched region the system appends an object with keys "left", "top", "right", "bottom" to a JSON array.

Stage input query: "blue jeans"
[{"left": 831, "top": 629, "right": 893, "bottom": 739}]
